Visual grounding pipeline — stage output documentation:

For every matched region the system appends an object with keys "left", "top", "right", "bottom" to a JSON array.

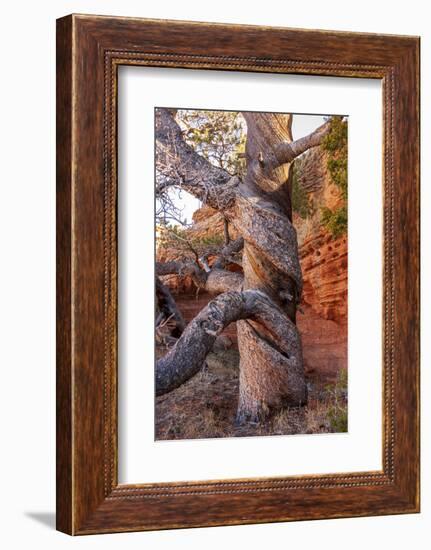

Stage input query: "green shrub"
[
  {"left": 336, "top": 367, "right": 348, "bottom": 393},
  {"left": 326, "top": 367, "right": 348, "bottom": 433},
  {"left": 328, "top": 406, "right": 348, "bottom": 432},
  {"left": 322, "top": 116, "right": 348, "bottom": 153},
  {"left": 327, "top": 157, "right": 347, "bottom": 199},
  {"left": 321, "top": 205, "right": 348, "bottom": 238},
  {"left": 320, "top": 117, "right": 348, "bottom": 236}
]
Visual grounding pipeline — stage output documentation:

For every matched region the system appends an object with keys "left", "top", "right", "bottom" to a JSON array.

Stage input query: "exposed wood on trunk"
[{"left": 233, "top": 192, "right": 302, "bottom": 293}]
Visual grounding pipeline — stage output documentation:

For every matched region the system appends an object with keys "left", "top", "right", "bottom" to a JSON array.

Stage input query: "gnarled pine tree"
[{"left": 155, "top": 108, "right": 330, "bottom": 423}]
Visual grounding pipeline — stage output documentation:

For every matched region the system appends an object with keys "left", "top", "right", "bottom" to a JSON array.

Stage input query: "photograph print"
[{"left": 155, "top": 107, "right": 348, "bottom": 441}]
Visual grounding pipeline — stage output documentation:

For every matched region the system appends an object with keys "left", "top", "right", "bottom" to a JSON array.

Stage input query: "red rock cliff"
[{"left": 294, "top": 147, "right": 348, "bottom": 325}]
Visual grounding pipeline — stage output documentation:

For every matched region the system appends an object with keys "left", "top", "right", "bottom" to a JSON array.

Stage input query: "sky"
[{"left": 163, "top": 113, "right": 326, "bottom": 225}]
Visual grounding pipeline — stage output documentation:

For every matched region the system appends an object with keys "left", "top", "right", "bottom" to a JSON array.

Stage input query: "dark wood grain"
[
  {"left": 56, "top": 15, "right": 73, "bottom": 535},
  {"left": 56, "top": 14, "right": 420, "bottom": 535}
]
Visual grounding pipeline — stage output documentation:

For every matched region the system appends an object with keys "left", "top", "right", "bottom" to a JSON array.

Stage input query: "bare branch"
[{"left": 156, "top": 260, "right": 207, "bottom": 290}]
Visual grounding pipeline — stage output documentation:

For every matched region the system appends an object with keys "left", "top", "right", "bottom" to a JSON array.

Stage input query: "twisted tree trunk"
[
  {"left": 233, "top": 113, "right": 306, "bottom": 422},
  {"left": 155, "top": 108, "right": 330, "bottom": 423}
]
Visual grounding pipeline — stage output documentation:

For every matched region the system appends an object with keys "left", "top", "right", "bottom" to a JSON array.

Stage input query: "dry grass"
[{"left": 155, "top": 350, "right": 348, "bottom": 440}]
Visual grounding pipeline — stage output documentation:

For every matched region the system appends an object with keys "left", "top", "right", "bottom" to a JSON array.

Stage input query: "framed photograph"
[{"left": 56, "top": 14, "right": 420, "bottom": 534}]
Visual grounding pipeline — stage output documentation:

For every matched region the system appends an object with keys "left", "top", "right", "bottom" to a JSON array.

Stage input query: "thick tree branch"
[
  {"left": 156, "top": 108, "right": 240, "bottom": 211},
  {"left": 156, "top": 260, "right": 195, "bottom": 276},
  {"left": 244, "top": 117, "right": 330, "bottom": 176},
  {"left": 271, "top": 120, "right": 330, "bottom": 168},
  {"left": 156, "top": 289, "right": 302, "bottom": 396},
  {"left": 205, "top": 268, "right": 243, "bottom": 294}
]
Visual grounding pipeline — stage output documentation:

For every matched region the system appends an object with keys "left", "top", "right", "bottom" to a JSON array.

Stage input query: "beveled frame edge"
[{"left": 56, "top": 14, "right": 420, "bottom": 535}]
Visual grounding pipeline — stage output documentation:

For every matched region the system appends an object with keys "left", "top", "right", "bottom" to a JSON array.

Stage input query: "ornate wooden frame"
[{"left": 56, "top": 14, "right": 420, "bottom": 534}]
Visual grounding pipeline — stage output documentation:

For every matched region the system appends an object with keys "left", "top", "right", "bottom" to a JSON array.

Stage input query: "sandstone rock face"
[
  {"left": 299, "top": 229, "right": 347, "bottom": 324},
  {"left": 190, "top": 204, "right": 224, "bottom": 235},
  {"left": 187, "top": 204, "right": 238, "bottom": 241},
  {"left": 294, "top": 146, "right": 348, "bottom": 325},
  {"left": 297, "top": 304, "right": 347, "bottom": 383},
  {"left": 296, "top": 147, "right": 326, "bottom": 193}
]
